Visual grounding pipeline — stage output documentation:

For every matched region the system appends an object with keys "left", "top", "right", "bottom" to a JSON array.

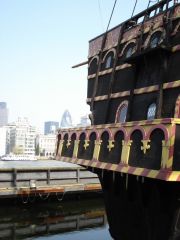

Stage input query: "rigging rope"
[
  {"left": 90, "top": 0, "right": 118, "bottom": 114},
  {"left": 106, "top": 0, "right": 118, "bottom": 32},
  {"left": 131, "top": 0, "right": 138, "bottom": 18},
  {"left": 147, "top": 0, "right": 152, "bottom": 9}
]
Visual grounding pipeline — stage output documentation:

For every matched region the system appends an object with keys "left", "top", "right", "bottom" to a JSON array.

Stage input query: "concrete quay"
[{"left": 0, "top": 160, "right": 101, "bottom": 199}]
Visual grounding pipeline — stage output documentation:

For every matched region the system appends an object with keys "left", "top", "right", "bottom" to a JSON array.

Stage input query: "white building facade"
[
  {"left": 37, "top": 134, "right": 56, "bottom": 157},
  {"left": 9, "top": 118, "right": 36, "bottom": 156}
]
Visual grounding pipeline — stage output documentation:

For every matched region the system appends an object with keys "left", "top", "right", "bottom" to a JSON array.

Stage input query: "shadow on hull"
[{"left": 98, "top": 171, "right": 180, "bottom": 240}]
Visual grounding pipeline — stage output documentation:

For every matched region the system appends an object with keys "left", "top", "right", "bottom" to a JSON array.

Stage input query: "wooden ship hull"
[{"left": 56, "top": 0, "right": 180, "bottom": 238}]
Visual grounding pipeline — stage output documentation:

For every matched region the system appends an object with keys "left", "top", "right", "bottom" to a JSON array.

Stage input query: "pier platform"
[{"left": 0, "top": 160, "right": 101, "bottom": 199}]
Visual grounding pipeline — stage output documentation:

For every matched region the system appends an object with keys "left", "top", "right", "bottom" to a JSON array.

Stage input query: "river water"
[{"left": 0, "top": 197, "right": 112, "bottom": 240}]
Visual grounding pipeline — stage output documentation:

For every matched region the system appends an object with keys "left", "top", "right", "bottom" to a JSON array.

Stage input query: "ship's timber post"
[
  {"left": 104, "top": 23, "right": 126, "bottom": 123},
  {"left": 156, "top": 49, "right": 169, "bottom": 118},
  {"left": 90, "top": 31, "right": 108, "bottom": 125}
]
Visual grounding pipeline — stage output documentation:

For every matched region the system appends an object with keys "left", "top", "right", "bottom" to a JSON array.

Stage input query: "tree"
[
  {"left": 13, "top": 145, "right": 23, "bottom": 155},
  {"left": 35, "top": 143, "right": 40, "bottom": 156}
]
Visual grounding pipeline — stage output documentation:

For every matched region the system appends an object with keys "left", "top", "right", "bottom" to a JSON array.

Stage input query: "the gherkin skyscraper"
[{"left": 60, "top": 110, "right": 72, "bottom": 128}]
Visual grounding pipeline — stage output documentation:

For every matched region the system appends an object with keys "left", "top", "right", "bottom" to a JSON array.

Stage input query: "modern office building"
[
  {"left": 44, "top": 121, "right": 59, "bottom": 135},
  {"left": 77, "top": 115, "right": 91, "bottom": 127},
  {"left": 0, "top": 102, "right": 8, "bottom": 127},
  {"left": 4, "top": 123, "right": 16, "bottom": 154},
  {"left": 0, "top": 127, "right": 7, "bottom": 156},
  {"left": 9, "top": 118, "right": 36, "bottom": 156}
]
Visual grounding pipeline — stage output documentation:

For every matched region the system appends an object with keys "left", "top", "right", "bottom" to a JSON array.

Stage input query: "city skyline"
[
  {"left": 0, "top": 1, "right": 148, "bottom": 131},
  {"left": 2, "top": 107, "right": 89, "bottom": 132}
]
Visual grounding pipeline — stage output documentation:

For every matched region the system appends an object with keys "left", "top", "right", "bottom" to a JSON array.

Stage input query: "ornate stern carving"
[
  {"left": 73, "top": 140, "right": 80, "bottom": 158},
  {"left": 93, "top": 140, "right": 102, "bottom": 160},
  {"left": 121, "top": 140, "right": 132, "bottom": 164},
  {"left": 107, "top": 140, "right": 115, "bottom": 152},
  {"left": 141, "top": 140, "right": 151, "bottom": 154},
  {"left": 84, "top": 140, "right": 90, "bottom": 150}
]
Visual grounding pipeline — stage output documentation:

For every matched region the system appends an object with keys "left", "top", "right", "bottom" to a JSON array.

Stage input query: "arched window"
[
  {"left": 124, "top": 42, "right": 136, "bottom": 58},
  {"left": 103, "top": 49, "right": 116, "bottom": 69},
  {"left": 147, "top": 103, "right": 156, "bottom": 120},
  {"left": 149, "top": 31, "right": 162, "bottom": 48},
  {"left": 105, "top": 55, "right": 112, "bottom": 69},
  {"left": 88, "top": 56, "right": 98, "bottom": 74},
  {"left": 115, "top": 101, "right": 128, "bottom": 123}
]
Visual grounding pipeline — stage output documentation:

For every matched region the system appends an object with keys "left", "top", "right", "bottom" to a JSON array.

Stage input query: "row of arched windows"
[{"left": 88, "top": 29, "right": 164, "bottom": 74}]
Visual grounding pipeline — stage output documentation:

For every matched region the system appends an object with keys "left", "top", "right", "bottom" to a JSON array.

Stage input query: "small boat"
[{"left": 0, "top": 154, "right": 37, "bottom": 161}]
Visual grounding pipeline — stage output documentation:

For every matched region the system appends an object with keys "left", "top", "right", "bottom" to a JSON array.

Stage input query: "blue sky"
[{"left": 0, "top": 0, "right": 148, "bottom": 131}]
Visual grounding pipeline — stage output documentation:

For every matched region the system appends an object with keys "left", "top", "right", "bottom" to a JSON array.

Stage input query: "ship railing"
[
  {"left": 127, "top": 0, "right": 178, "bottom": 26},
  {"left": 56, "top": 118, "right": 180, "bottom": 181}
]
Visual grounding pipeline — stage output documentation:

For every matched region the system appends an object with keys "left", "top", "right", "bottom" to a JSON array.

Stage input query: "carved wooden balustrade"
[{"left": 56, "top": 118, "right": 180, "bottom": 181}]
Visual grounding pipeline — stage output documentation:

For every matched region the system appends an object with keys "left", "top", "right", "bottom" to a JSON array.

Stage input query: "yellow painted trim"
[
  {"left": 134, "top": 85, "right": 158, "bottom": 94},
  {"left": 147, "top": 170, "right": 158, "bottom": 178},
  {"left": 66, "top": 140, "right": 71, "bottom": 148},
  {"left": 172, "top": 44, "right": 180, "bottom": 53},
  {"left": 93, "top": 140, "right": 102, "bottom": 160},
  {"left": 110, "top": 164, "right": 118, "bottom": 171},
  {"left": 141, "top": 140, "right": 151, "bottom": 154},
  {"left": 133, "top": 168, "right": 144, "bottom": 176},
  {"left": 111, "top": 91, "right": 130, "bottom": 98},
  {"left": 161, "top": 140, "right": 170, "bottom": 168},
  {"left": 91, "top": 161, "right": 98, "bottom": 167},
  {"left": 73, "top": 140, "right": 80, "bottom": 158},
  {"left": 115, "top": 64, "right": 132, "bottom": 70},
  {"left": 84, "top": 140, "right": 90, "bottom": 150},
  {"left": 166, "top": 135, "right": 176, "bottom": 169},
  {"left": 87, "top": 80, "right": 180, "bottom": 103},
  {"left": 87, "top": 73, "right": 96, "bottom": 79},
  {"left": 163, "top": 80, "right": 180, "bottom": 89},
  {"left": 58, "top": 140, "right": 64, "bottom": 156},
  {"left": 107, "top": 140, "right": 115, "bottom": 152},
  {"left": 121, "top": 140, "right": 132, "bottom": 164},
  {"left": 87, "top": 63, "right": 132, "bottom": 80}
]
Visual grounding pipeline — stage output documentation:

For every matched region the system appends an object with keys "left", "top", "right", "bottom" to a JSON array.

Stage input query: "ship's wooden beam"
[{"left": 72, "top": 61, "right": 88, "bottom": 68}]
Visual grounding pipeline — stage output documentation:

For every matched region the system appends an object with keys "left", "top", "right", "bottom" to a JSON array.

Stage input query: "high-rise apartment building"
[
  {"left": 0, "top": 102, "right": 8, "bottom": 127},
  {"left": 9, "top": 118, "right": 36, "bottom": 156},
  {"left": 44, "top": 121, "right": 59, "bottom": 135}
]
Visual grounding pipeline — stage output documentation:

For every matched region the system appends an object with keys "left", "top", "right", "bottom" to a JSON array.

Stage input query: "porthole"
[{"left": 147, "top": 103, "right": 156, "bottom": 120}]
